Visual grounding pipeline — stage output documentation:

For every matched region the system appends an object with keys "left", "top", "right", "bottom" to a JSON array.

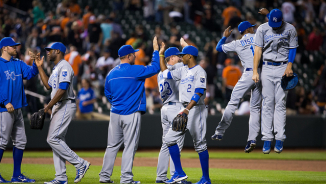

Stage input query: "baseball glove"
[
  {"left": 281, "top": 73, "right": 298, "bottom": 91},
  {"left": 172, "top": 112, "right": 188, "bottom": 132},
  {"left": 30, "top": 109, "right": 45, "bottom": 130}
]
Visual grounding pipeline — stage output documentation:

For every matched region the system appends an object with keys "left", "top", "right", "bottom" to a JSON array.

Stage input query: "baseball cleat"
[
  {"left": 165, "top": 173, "right": 188, "bottom": 184},
  {"left": 274, "top": 140, "right": 284, "bottom": 153},
  {"left": 156, "top": 180, "right": 167, "bottom": 183},
  {"left": 244, "top": 140, "right": 256, "bottom": 153},
  {"left": 44, "top": 180, "right": 67, "bottom": 184},
  {"left": 11, "top": 174, "right": 35, "bottom": 183},
  {"left": 0, "top": 174, "right": 9, "bottom": 183},
  {"left": 211, "top": 134, "right": 223, "bottom": 141},
  {"left": 177, "top": 180, "right": 192, "bottom": 184},
  {"left": 262, "top": 141, "right": 271, "bottom": 154},
  {"left": 99, "top": 179, "right": 114, "bottom": 183},
  {"left": 194, "top": 177, "right": 211, "bottom": 184},
  {"left": 74, "top": 162, "right": 90, "bottom": 183},
  {"left": 124, "top": 181, "right": 140, "bottom": 184}
]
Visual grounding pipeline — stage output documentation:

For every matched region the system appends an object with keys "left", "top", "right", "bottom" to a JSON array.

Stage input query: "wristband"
[
  {"left": 184, "top": 108, "right": 189, "bottom": 112},
  {"left": 159, "top": 55, "right": 165, "bottom": 57},
  {"left": 191, "top": 94, "right": 200, "bottom": 103}
]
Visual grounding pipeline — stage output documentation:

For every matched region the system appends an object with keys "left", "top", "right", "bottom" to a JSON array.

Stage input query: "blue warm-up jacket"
[
  {"left": 104, "top": 51, "right": 160, "bottom": 115},
  {"left": 0, "top": 57, "right": 39, "bottom": 112}
]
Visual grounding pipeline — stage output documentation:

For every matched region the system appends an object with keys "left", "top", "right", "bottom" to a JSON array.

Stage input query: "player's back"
[
  {"left": 157, "top": 63, "right": 183, "bottom": 104},
  {"left": 223, "top": 33, "right": 255, "bottom": 69}
]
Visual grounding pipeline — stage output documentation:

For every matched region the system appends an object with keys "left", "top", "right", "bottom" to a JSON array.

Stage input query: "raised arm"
[
  {"left": 33, "top": 52, "right": 51, "bottom": 90},
  {"left": 159, "top": 42, "right": 167, "bottom": 71},
  {"left": 216, "top": 26, "right": 233, "bottom": 52},
  {"left": 20, "top": 53, "right": 39, "bottom": 80}
]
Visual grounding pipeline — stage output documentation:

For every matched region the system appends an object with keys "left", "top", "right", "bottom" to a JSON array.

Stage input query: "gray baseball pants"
[
  {"left": 47, "top": 100, "right": 86, "bottom": 181},
  {"left": 156, "top": 103, "right": 185, "bottom": 181},
  {"left": 0, "top": 109, "right": 26, "bottom": 150},
  {"left": 99, "top": 111, "right": 141, "bottom": 184}
]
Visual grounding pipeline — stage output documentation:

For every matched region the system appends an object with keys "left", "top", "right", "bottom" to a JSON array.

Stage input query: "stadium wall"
[{"left": 7, "top": 115, "right": 326, "bottom": 149}]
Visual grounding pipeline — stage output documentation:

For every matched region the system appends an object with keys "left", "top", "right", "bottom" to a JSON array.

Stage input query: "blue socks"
[
  {"left": 198, "top": 150, "right": 209, "bottom": 180},
  {"left": 0, "top": 149, "right": 4, "bottom": 162},
  {"left": 168, "top": 144, "right": 185, "bottom": 175},
  {"left": 13, "top": 147, "right": 24, "bottom": 177}
]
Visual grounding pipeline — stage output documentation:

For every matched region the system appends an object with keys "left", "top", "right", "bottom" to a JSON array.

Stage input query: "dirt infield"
[{"left": 2, "top": 157, "right": 326, "bottom": 172}]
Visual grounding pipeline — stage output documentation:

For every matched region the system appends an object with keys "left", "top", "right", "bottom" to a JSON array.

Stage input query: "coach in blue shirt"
[{"left": 99, "top": 37, "right": 161, "bottom": 184}]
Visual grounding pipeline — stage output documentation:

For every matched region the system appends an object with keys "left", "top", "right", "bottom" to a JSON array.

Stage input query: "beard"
[{"left": 8, "top": 50, "right": 17, "bottom": 56}]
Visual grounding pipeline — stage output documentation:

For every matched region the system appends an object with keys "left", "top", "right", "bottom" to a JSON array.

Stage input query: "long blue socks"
[
  {"left": 198, "top": 150, "right": 209, "bottom": 180},
  {"left": 0, "top": 149, "right": 4, "bottom": 162},
  {"left": 13, "top": 147, "right": 24, "bottom": 177},
  {"left": 168, "top": 144, "right": 185, "bottom": 175}
]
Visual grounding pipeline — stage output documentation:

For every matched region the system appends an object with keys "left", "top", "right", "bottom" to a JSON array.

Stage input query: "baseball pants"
[
  {"left": 215, "top": 70, "right": 262, "bottom": 141},
  {"left": 0, "top": 109, "right": 26, "bottom": 150},
  {"left": 156, "top": 103, "right": 185, "bottom": 181},
  {"left": 47, "top": 100, "right": 86, "bottom": 181},
  {"left": 100, "top": 111, "right": 141, "bottom": 184},
  {"left": 165, "top": 105, "right": 208, "bottom": 153},
  {"left": 261, "top": 63, "right": 288, "bottom": 141}
]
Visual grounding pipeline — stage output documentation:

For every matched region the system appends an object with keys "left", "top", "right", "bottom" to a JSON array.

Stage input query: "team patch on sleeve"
[
  {"left": 200, "top": 76, "right": 205, "bottom": 83},
  {"left": 62, "top": 70, "right": 68, "bottom": 77}
]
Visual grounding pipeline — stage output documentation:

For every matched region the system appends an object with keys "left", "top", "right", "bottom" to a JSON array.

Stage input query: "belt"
[
  {"left": 245, "top": 68, "right": 253, "bottom": 71},
  {"left": 263, "top": 61, "right": 287, "bottom": 66},
  {"left": 56, "top": 99, "right": 75, "bottom": 105},
  {"left": 168, "top": 102, "right": 177, "bottom": 105},
  {"left": 182, "top": 102, "right": 189, "bottom": 108}
]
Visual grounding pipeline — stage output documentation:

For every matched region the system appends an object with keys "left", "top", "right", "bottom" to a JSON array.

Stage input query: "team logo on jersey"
[
  {"left": 4, "top": 71, "right": 22, "bottom": 80},
  {"left": 62, "top": 70, "right": 68, "bottom": 77},
  {"left": 273, "top": 17, "right": 277, "bottom": 22},
  {"left": 200, "top": 76, "right": 205, "bottom": 83}
]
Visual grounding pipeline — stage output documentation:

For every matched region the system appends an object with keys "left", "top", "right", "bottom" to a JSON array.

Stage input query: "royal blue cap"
[
  {"left": 45, "top": 42, "right": 66, "bottom": 54},
  {"left": 268, "top": 9, "right": 283, "bottom": 28},
  {"left": 164, "top": 47, "right": 180, "bottom": 58},
  {"left": 118, "top": 45, "right": 139, "bottom": 57},
  {"left": 0, "top": 37, "right": 20, "bottom": 49},
  {"left": 177, "top": 46, "right": 198, "bottom": 57},
  {"left": 238, "top": 21, "right": 256, "bottom": 34}
]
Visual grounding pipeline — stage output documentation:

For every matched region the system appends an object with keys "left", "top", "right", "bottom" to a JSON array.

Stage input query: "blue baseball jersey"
[
  {"left": 104, "top": 51, "right": 160, "bottom": 115},
  {"left": 0, "top": 57, "right": 39, "bottom": 112},
  {"left": 78, "top": 87, "right": 95, "bottom": 113}
]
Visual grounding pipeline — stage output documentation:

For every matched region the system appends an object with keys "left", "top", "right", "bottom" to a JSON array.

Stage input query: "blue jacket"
[
  {"left": 105, "top": 51, "right": 160, "bottom": 115},
  {"left": 0, "top": 57, "right": 39, "bottom": 112}
]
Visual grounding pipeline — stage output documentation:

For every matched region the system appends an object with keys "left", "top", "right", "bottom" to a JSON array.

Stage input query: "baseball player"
[
  {"left": 211, "top": 22, "right": 262, "bottom": 153},
  {"left": 252, "top": 8, "right": 298, "bottom": 154},
  {"left": 156, "top": 46, "right": 186, "bottom": 183},
  {"left": 99, "top": 37, "right": 161, "bottom": 184},
  {"left": 0, "top": 37, "right": 38, "bottom": 183},
  {"left": 33, "top": 42, "right": 90, "bottom": 184},
  {"left": 161, "top": 39, "right": 211, "bottom": 184}
]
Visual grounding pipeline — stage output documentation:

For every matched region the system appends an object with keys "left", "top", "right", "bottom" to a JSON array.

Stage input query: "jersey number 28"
[{"left": 160, "top": 82, "right": 172, "bottom": 99}]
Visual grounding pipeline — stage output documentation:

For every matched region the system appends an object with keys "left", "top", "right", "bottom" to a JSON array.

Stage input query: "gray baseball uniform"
[
  {"left": 215, "top": 33, "right": 262, "bottom": 141},
  {"left": 163, "top": 65, "right": 208, "bottom": 153},
  {"left": 254, "top": 22, "right": 298, "bottom": 141},
  {"left": 47, "top": 60, "right": 87, "bottom": 181},
  {"left": 156, "top": 63, "right": 185, "bottom": 181}
]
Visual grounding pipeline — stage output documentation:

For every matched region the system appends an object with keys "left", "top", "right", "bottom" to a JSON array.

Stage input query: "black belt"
[
  {"left": 56, "top": 99, "right": 75, "bottom": 105},
  {"left": 263, "top": 61, "right": 287, "bottom": 66},
  {"left": 168, "top": 102, "right": 177, "bottom": 105},
  {"left": 245, "top": 68, "right": 253, "bottom": 71},
  {"left": 182, "top": 102, "right": 189, "bottom": 108}
]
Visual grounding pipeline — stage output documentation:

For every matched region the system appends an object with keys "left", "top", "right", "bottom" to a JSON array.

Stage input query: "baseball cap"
[
  {"left": 177, "top": 46, "right": 198, "bottom": 57},
  {"left": 268, "top": 9, "right": 283, "bottom": 28},
  {"left": 238, "top": 21, "right": 256, "bottom": 34},
  {"left": 45, "top": 42, "right": 67, "bottom": 54},
  {"left": 164, "top": 47, "right": 180, "bottom": 58},
  {"left": 118, "top": 45, "right": 139, "bottom": 57},
  {"left": 0, "top": 37, "right": 21, "bottom": 49}
]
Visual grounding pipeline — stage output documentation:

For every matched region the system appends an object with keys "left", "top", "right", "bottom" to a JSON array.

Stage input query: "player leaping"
[{"left": 211, "top": 22, "right": 262, "bottom": 153}]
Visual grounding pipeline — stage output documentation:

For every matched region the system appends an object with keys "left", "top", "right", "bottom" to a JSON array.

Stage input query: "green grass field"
[{"left": 1, "top": 150, "right": 326, "bottom": 183}]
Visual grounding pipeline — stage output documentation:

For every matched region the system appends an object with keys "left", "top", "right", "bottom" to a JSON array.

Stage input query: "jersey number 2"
[
  {"left": 250, "top": 45, "right": 255, "bottom": 56},
  {"left": 160, "top": 82, "right": 172, "bottom": 98}
]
